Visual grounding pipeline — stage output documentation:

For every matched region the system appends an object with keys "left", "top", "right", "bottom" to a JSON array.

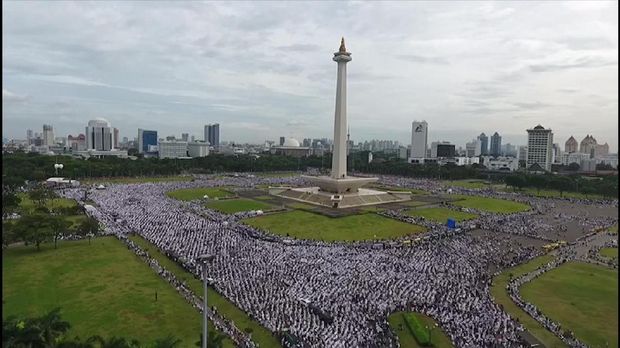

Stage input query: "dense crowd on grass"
[{"left": 51, "top": 174, "right": 618, "bottom": 347}]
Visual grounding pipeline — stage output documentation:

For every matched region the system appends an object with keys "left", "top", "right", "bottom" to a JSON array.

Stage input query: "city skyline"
[{"left": 2, "top": 1, "right": 618, "bottom": 151}]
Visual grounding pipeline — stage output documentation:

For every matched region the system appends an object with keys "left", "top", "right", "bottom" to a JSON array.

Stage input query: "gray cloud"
[{"left": 1, "top": 1, "right": 618, "bottom": 151}]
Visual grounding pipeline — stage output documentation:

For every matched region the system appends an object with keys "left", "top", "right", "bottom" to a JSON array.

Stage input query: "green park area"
[
  {"left": 406, "top": 207, "right": 477, "bottom": 223},
  {"left": 451, "top": 195, "right": 530, "bottom": 214},
  {"left": 82, "top": 175, "right": 193, "bottom": 185},
  {"left": 2, "top": 237, "right": 234, "bottom": 347},
  {"left": 243, "top": 210, "right": 425, "bottom": 242},
  {"left": 128, "top": 235, "right": 280, "bottom": 348},
  {"left": 388, "top": 312, "right": 452, "bottom": 348},
  {"left": 166, "top": 187, "right": 233, "bottom": 201},
  {"left": 206, "top": 198, "right": 274, "bottom": 214},
  {"left": 17, "top": 193, "right": 79, "bottom": 213},
  {"left": 600, "top": 248, "right": 618, "bottom": 260},
  {"left": 521, "top": 262, "right": 618, "bottom": 348},
  {"left": 505, "top": 187, "right": 606, "bottom": 200},
  {"left": 491, "top": 254, "right": 566, "bottom": 348}
]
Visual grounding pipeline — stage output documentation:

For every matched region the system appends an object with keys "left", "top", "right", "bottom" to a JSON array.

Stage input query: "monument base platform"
[
  {"left": 301, "top": 175, "right": 378, "bottom": 194},
  {"left": 270, "top": 186, "right": 412, "bottom": 209}
]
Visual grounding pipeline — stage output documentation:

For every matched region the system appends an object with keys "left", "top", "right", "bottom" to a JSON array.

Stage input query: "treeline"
[
  {"left": 3, "top": 308, "right": 225, "bottom": 348},
  {"left": 504, "top": 173, "right": 618, "bottom": 198}
]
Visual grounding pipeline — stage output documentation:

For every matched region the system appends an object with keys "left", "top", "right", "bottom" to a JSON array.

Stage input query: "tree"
[
  {"left": 28, "top": 185, "right": 55, "bottom": 209},
  {"left": 77, "top": 216, "right": 101, "bottom": 245},
  {"left": 50, "top": 215, "right": 71, "bottom": 249},
  {"left": 567, "top": 162, "right": 580, "bottom": 171},
  {"left": 36, "top": 307, "right": 72, "bottom": 346},
  {"left": 195, "top": 331, "right": 226, "bottom": 348},
  {"left": 2, "top": 188, "right": 21, "bottom": 219},
  {"left": 2, "top": 308, "right": 71, "bottom": 347},
  {"left": 14, "top": 213, "right": 53, "bottom": 251},
  {"left": 528, "top": 175, "right": 547, "bottom": 195}
]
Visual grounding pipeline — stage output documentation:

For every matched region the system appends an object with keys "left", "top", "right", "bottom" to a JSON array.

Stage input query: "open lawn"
[
  {"left": 286, "top": 202, "right": 316, "bottom": 210},
  {"left": 243, "top": 210, "right": 426, "bottom": 242},
  {"left": 166, "top": 187, "right": 233, "bottom": 201},
  {"left": 406, "top": 207, "right": 477, "bottom": 223},
  {"left": 254, "top": 195, "right": 274, "bottom": 201},
  {"left": 2, "top": 237, "right": 233, "bottom": 347},
  {"left": 206, "top": 198, "right": 274, "bottom": 214},
  {"left": 451, "top": 195, "right": 530, "bottom": 214},
  {"left": 502, "top": 187, "right": 607, "bottom": 200},
  {"left": 521, "top": 261, "right": 618, "bottom": 348},
  {"left": 444, "top": 180, "right": 491, "bottom": 189},
  {"left": 82, "top": 176, "right": 193, "bottom": 184},
  {"left": 388, "top": 312, "right": 453, "bottom": 348},
  {"left": 18, "top": 194, "right": 78, "bottom": 213},
  {"left": 600, "top": 248, "right": 618, "bottom": 260},
  {"left": 491, "top": 254, "right": 566, "bottom": 348},
  {"left": 128, "top": 235, "right": 279, "bottom": 348}
]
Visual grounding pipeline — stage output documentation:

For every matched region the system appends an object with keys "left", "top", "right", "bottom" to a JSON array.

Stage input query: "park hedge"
[{"left": 403, "top": 312, "right": 431, "bottom": 346}]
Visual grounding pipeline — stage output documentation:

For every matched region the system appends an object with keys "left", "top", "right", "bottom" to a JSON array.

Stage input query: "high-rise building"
[
  {"left": 431, "top": 141, "right": 455, "bottom": 158},
  {"left": 518, "top": 146, "right": 528, "bottom": 162},
  {"left": 43, "top": 124, "right": 55, "bottom": 146},
  {"left": 279, "top": 137, "right": 285, "bottom": 146},
  {"left": 502, "top": 143, "right": 516, "bottom": 157},
  {"left": 552, "top": 143, "right": 562, "bottom": 163},
  {"left": 138, "top": 129, "right": 158, "bottom": 154},
  {"left": 26, "top": 129, "right": 33, "bottom": 145},
  {"left": 410, "top": 121, "right": 428, "bottom": 159},
  {"left": 187, "top": 141, "right": 210, "bottom": 158},
  {"left": 85, "top": 118, "right": 114, "bottom": 151},
  {"left": 526, "top": 125, "right": 553, "bottom": 171},
  {"left": 113, "top": 128, "right": 119, "bottom": 149},
  {"left": 67, "top": 134, "right": 87, "bottom": 151},
  {"left": 190, "top": 135, "right": 195, "bottom": 142},
  {"left": 477, "top": 133, "right": 489, "bottom": 155},
  {"left": 565, "top": 136, "right": 578, "bottom": 153},
  {"left": 465, "top": 139, "right": 482, "bottom": 157},
  {"left": 595, "top": 143, "right": 609, "bottom": 157},
  {"left": 158, "top": 140, "right": 188, "bottom": 159},
  {"left": 204, "top": 124, "right": 220, "bottom": 147},
  {"left": 580, "top": 135, "right": 597, "bottom": 158},
  {"left": 490, "top": 132, "right": 501, "bottom": 157},
  {"left": 181, "top": 133, "right": 189, "bottom": 142}
]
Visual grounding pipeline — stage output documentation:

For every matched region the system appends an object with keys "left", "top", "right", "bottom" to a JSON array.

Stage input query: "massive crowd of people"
[{"left": 57, "top": 174, "right": 617, "bottom": 347}]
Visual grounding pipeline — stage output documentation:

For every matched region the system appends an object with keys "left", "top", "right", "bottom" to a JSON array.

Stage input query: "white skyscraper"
[
  {"left": 85, "top": 118, "right": 114, "bottom": 151},
  {"left": 410, "top": 121, "right": 428, "bottom": 159},
  {"left": 526, "top": 125, "right": 553, "bottom": 171}
]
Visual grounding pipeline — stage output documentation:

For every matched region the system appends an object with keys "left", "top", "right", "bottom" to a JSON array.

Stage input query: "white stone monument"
[{"left": 272, "top": 39, "right": 411, "bottom": 208}]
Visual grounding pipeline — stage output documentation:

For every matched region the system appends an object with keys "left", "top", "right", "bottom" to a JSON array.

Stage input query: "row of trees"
[
  {"left": 3, "top": 308, "right": 226, "bottom": 347},
  {"left": 2, "top": 185, "right": 100, "bottom": 250},
  {"left": 504, "top": 173, "right": 618, "bottom": 198}
]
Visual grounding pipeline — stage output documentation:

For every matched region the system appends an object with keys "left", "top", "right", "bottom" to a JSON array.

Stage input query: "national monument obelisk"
[{"left": 273, "top": 39, "right": 411, "bottom": 208}]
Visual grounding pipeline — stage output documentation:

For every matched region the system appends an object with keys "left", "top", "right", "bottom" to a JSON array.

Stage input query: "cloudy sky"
[{"left": 2, "top": 1, "right": 618, "bottom": 150}]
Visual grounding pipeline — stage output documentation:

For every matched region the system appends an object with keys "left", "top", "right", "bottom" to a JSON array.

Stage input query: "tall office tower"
[
  {"left": 181, "top": 133, "right": 189, "bottom": 142},
  {"left": 190, "top": 135, "right": 195, "bottom": 142},
  {"left": 466, "top": 139, "right": 482, "bottom": 157},
  {"left": 85, "top": 118, "right": 114, "bottom": 151},
  {"left": 122, "top": 137, "right": 129, "bottom": 144},
  {"left": 579, "top": 135, "right": 597, "bottom": 157},
  {"left": 477, "top": 133, "right": 489, "bottom": 155},
  {"left": 113, "top": 128, "right": 119, "bottom": 149},
  {"left": 42, "top": 124, "right": 55, "bottom": 146},
  {"left": 204, "top": 124, "right": 220, "bottom": 146},
  {"left": 410, "top": 121, "right": 428, "bottom": 158},
  {"left": 279, "top": 137, "right": 285, "bottom": 146},
  {"left": 565, "top": 136, "right": 578, "bottom": 153},
  {"left": 490, "top": 132, "right": 502, "bottom": 157},
  {"left": 138, "top": 129, "right": 158, "bottom": 154},
  {"left": 26, "top": 129, "right": 33, "bottom": 145},
  {"left": 526, "top": 125, "right": 553, "bottom": 171},
  {"left": 518, "top": 146, "right": 528, "bottom": 162}
]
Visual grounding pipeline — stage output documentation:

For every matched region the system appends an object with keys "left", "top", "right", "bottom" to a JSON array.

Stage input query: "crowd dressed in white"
[{"left": 57, "top": 174, "right": 617, "bottom": 347}]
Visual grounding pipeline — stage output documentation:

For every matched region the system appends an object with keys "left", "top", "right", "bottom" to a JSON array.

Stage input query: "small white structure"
[
  {"left": 188, "top": 141, "right": 210, "bottom": 158},
  {"left": 45, "top": 177, "right": 79, "bottom": 187},
  {"left": 96, "top": 184, "right": 106, "bottom": 190}
]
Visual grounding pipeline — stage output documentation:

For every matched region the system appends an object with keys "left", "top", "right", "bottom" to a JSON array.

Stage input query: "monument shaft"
[{"left": 332, "top": 57, "right": 349, "bottom": 179}]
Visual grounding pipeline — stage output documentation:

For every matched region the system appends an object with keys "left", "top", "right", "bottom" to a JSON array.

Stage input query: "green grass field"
[
  {"left": 254, "top": 195, "right": 274, "bottom": 201},
  {"left": 388, "top": 312, "right": 453, "bottom": 348},
  {"left": 521, "top": 262, "right": 618, "bottom": 348},
  {"left": 166, "top": 187, "right": 233, "bottom": 201},
  {"left": 491, "top": 254, "right": 566, "bottom": 348},
  {"left": 286, "top": 202, "right": 316, "bottom": 210},
  {"left": 444, "top": 180, "right": 491, "bottom": 189},
  {"left": 243, "top": 210, "right": 426, "bottom": 242},
  {"left": 451, "top": 195, "right": 530, "bottom": 214},
  {"left": 205, "top": 198, "right": 274, "bottom": 214},
  {"left": 406, "top": 207, "right": 477, "bottom": 223},
  {"left": 610, "top": 225, "right": 618, "bottom": 234},
  {"left": 128, "top": 235, "right": 280, "bottom": 348},
  {"left": 82, "top": 176, "right": 193, "bottom": 184},
  {"left": 502, "top": 187, "right": 607, "bottom": 200},
  {"left": 600, "top": 248, "right": 618, "bottom": 260},
  {"left": 18, "top": 194, "right": 78, "bottom": 213},
  {"left": 2, "top": 237, "right": 233, "bottom": 347}
]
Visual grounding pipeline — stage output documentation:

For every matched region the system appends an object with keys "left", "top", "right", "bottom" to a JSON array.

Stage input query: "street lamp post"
[{"left": 196, "top": 254, "right": 215, "bottom": 348}]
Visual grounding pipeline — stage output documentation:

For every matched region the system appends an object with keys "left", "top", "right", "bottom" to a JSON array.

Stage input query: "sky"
[{"left": 2, "top": 1, "right": 618, "bottom": 151}]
